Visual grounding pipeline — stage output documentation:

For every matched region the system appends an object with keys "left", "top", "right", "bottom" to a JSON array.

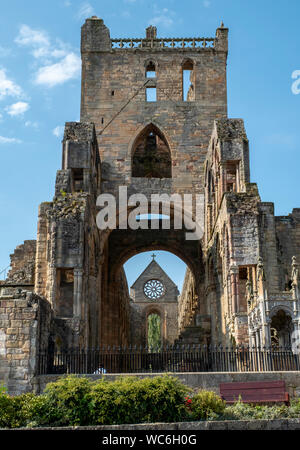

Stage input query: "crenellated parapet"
[{"left": 81, "top": 16, "right": 228, "bottom": 54}]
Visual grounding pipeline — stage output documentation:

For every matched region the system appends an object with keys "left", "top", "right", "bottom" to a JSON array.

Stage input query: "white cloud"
[
  {"left": 123, "top": 0, "right": 136, "bottom": 3},
  {"left": 15, "top": 24, "right": 50, "bottom": 49},
  {"left": 25, "top": 120, "right": 38, "bottom": 128},
  {"left": 15, "top": 25, "right": 68, "bottom": 62},
  {"left": 51, "top": 48, "right": 68, "bottom": 58},
  {"left": 203, "top": 0, "right": 211, "bottom": 7},
  {"left": 77, "top": 2, "right": 94, "bottom": 20},
  {"left": 0, "top": 69, "right": 23, "bottom": 100},
  {"left": 35, "top": 53, "right": 81, "bottom": 87},
  {"left": 149, "top": 8, "right": 175, "bottom": 28},
  {"left": 64, "top": 0, "right": 72, "bottom": 6},
  {"left": 15, "top": 25, "right": 80, "bottom": 89},
  {"left": 6, "top": 101, "right": 30, "bottom": 116},
  {"left": 53, "top": 125, "right": 64, "bottom": 137},
  {"left": 0, "top": 135, "right": 22, "bottom": 144},
  {"left": 148, "top": 15, "right": 174, "bottom": 28}
]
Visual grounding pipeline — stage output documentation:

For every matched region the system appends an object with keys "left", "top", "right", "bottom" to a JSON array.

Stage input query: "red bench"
[{"left": 220, "top": 381, "right": 290, "bottom": 405}]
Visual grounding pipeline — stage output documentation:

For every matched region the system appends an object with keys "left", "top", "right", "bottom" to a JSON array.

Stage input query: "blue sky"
[{"left": 0, "top": 0, "right": 299, "bottom": 290}]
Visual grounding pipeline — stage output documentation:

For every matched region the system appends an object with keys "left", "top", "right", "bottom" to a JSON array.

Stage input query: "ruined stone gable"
[{"left": 130, "top": 258, "right": 179, "bottom": 346}]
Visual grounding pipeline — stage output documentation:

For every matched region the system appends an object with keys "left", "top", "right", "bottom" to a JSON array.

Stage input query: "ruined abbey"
[{"left": 0, "top": 17, "right": 300, "bottom": 394}]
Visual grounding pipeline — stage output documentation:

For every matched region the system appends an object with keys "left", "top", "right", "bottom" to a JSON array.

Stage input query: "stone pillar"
[
  {"left": 47, "top": 266, "right": 56, "bottom": 317},
  {"left": 257, "top": 329, "right": 261, "bottom": 347},
  {"left": 292, "top": 321, "right": 298, "bottom": 351},
  {"left": 47, "top": 220, "right": 58, "bottom": 310},
  {"left": 291, "top": 257, "right": 299, "bottom": 315},
  {"left": 249, "top": 332, "right": 255, "bottom": 348},
  {"left": 219, "top": 162, "right": 226, "bottom": 199},
  {"left": 73, "top": 269, "right": 83, "bottom": 317},
  {"left": 230, "top": 264, "right": 239, "bottom": 314},
  {"left": 236, "top": 163, "right": 240, "bottom": 192},
  {"left": 207, "top": 203, "right": 212, "bottom": 240},
  {"left": 35, "top": 203, "right": 51, "bottom": 297},
  {"left": 253, "top": 330, "right": 257, "bottom": 347},
  {"left": 262, "top": 322, "right": 271, "bottom": 347}
]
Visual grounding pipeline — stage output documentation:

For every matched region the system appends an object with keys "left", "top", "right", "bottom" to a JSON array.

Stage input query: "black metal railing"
[{"left": 37, "top": 345, "right": 300, "bottom": 375}]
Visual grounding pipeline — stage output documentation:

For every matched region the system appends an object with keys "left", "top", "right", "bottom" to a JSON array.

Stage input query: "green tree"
[{"left": 148, "top": 313, "right": 161, "bottom": 350}]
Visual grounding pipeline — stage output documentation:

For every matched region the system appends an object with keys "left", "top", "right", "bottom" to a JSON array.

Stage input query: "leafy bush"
[
  {"left": 0, "top": 392, "right": 15, "bottom": 428},
  {"left": 12, "top": 374, "right": 189, "bottom": 427},
  {"left": 0, "top": 392, "right": 36, "bottom": 428},
  {"left": 89, "top": 375, "right": 189, "bottom": 425},
  {"left": 286, "top": 398, "right": 300, "bottom": 418},
  {"left": 20, "top": 392, "right": 56, "bottom": 427},
  {"left": 3, "top": 375, "right": 300, "bottom": 428},
  {"left": 223, "top": 398, "right": 288, "bottom": 421},
  {"left": 1, "top": 375, "right": 190, "bottom": 428},
  {"left": 190, "top": 390, "right": 226, "bottom": 420},
  {"left": 34, "top": 376, "right": 93, "bottom": 426}
]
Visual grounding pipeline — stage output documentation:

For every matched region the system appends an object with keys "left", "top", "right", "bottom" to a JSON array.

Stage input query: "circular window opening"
[{"left": 144, "top": 279, "right": 165, "bottom": 299}]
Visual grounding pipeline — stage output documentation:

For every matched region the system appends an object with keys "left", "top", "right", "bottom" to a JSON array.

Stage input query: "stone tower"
[
  {"left": 80, "top": 17, "right": 228, "bottom": 195},
  {"left": 1, "top": 18, "right": 300, "bottom": 395},
  {"left": 31, "top": 17, "right": 229, "bottom": 350}
]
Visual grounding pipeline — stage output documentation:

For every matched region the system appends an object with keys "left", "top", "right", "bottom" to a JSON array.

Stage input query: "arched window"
[
  {"left": 147, "top": 312, "right": 161, "bottom": 349},
  {"left": 132, "top": 124, "right": 171, "bottom": 178},
  {"left": 182, "top": 59, "right": 195, "bottom": 101},
  {"left": 270, "top": 309, "right": 293, "bottom": 348},
  {"left": 56, "top": 268, "right": 74, "bottom": 317},
  {"left": 145, "top": 60, "right": 156, "bottom": 78}
]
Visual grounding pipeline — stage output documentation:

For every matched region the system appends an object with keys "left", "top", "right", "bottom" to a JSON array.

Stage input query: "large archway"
[
  {"left": 98, "top": 220, "right": 205, "bottom": 346},
  {"left": 124, "top": 250, "right": 187, "bottom": 348}
]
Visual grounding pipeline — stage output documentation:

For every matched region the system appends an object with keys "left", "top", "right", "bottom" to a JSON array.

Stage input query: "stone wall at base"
[
  {"left": 0, "top": 288, "right": 52, "bottom": 395},
  {"left": 6, "top": 418, "right": 300, "bottom": 431},
  {"left": 34, "top": 371, "right": 300, "bottom": 397}
]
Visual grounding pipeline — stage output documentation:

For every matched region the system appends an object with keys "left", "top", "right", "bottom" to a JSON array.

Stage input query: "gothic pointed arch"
[
  {"left": 270, "top": 309, "right": 293, "bottom": 348},
  {"left": 131, "top": 123, "right": 172, "bottom": 178}
]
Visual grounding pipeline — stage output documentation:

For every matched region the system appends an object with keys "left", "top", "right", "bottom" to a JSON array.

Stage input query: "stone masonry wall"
[
  {"left": 275, "top": 208, "right": 300, "bottom": 291},
  {"left": 0, "top": 287, "right": 52, "bottom": 395},
  {"left": 80, "top": 18, "right": 228, "bottom": 199},
  {"left": 5, "top": 240, "right": 36, "bottom": 286}
]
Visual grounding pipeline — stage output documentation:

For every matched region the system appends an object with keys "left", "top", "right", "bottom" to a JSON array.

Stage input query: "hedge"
[{"left": 1, "top": 376, "right": 300, "bottom": 428}]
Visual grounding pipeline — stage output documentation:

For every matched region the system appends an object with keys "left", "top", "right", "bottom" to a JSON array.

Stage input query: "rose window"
[{"left": 143, "top": 279, "right": 165, "bottom": 299}]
